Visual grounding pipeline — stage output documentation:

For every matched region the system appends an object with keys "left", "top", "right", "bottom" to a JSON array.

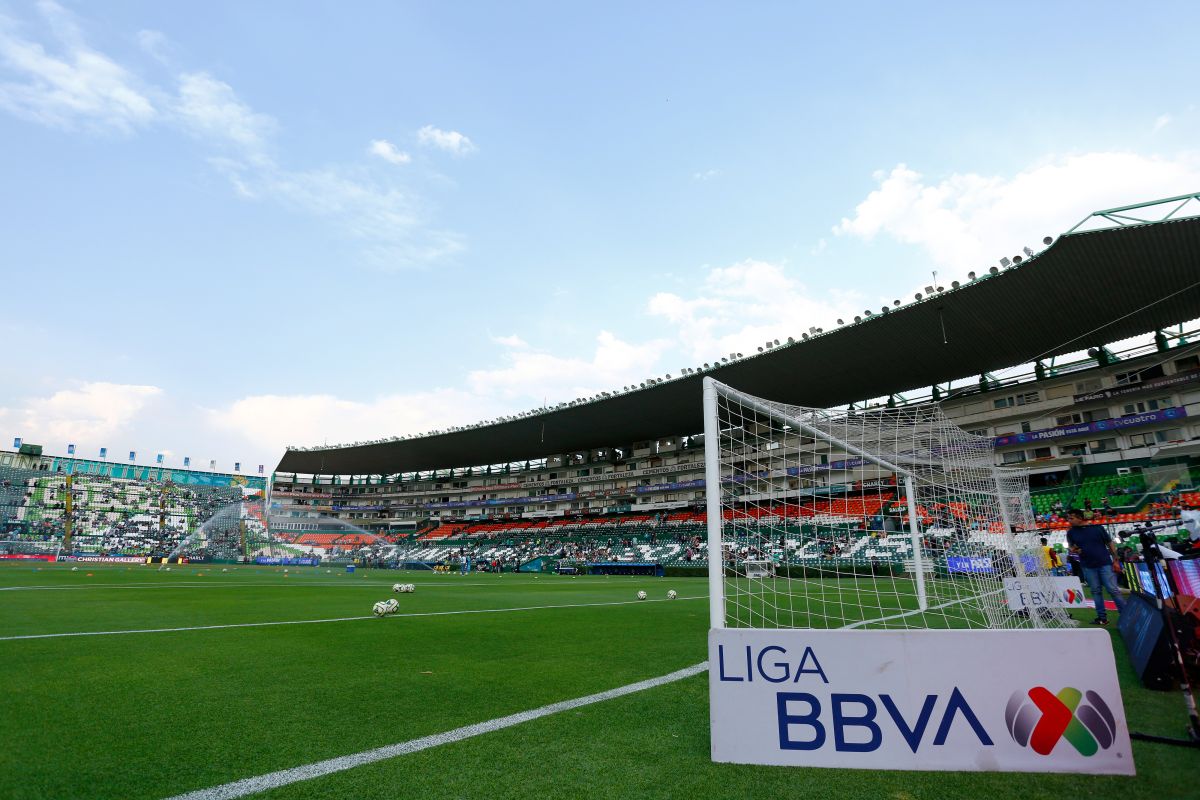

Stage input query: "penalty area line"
[
  {"left": 163, "top": 661, "right": 708, "bottom": 800},
  {"left": 0, "top": 595, "right": 706, "bottom": 641}
]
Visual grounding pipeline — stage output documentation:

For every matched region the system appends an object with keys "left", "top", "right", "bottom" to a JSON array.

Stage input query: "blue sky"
[{"left": 2, "top": 0, "right": 1199, "bottom": 472}]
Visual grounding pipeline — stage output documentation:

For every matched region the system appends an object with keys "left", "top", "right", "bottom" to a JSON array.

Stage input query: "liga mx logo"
[{"left": 1005, "top": 687, "right": 1117, "bottom": 756}]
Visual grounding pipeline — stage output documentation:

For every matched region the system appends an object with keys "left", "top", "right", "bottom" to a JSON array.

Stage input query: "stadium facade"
[{"left": 270, "top": 194, "right": 1200, "bottom": 540}]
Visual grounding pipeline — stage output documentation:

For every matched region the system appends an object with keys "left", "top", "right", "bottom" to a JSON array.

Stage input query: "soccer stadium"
[{"left": 3, "top": 192, "right": 1200, "bottom": 798}]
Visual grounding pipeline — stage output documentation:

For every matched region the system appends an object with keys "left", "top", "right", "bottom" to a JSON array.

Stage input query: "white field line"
[
  {"left": 842, "top": 589, "right": 1003, "bottom": 629},
  {"left": 0, "top": 595, "right": 706, "bottom": 641},
  {"left": 163, "top": 661, "right": 709, "bottom": 800},
  {"left": 0, "top": 579, "right": 556, "bottom": 592}
]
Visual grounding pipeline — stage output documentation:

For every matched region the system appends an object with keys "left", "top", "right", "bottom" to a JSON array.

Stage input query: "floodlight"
[
  {"left": 1043, "top": 236, "right": 1053, "bottom": 246},
  {"left": 864, "top": 310, "right": 872, "bottom": 316},
  {"left": 773, "top": 339, "right": 779, "bottom": 346},
  {"left": 989, "top": 266, "right": 999, "bottom": 274},
  {"left": 951, "top": 281, "right": 959, "bottom": 289},
  {"left": 854, "top": 316, "right": 861, "bottom": 323},
  {"left": 1023, "top": 246, "right": 1034, "bottom": 257},
  {"left": 802, "top": 333, "right": 809, "bottom": 339},
  {"left": 924, "top": 285, "right": 934, "bottom": 294},
  {"left": 758, "top": 346, "right": 763, "bottom": 352},
  {"left": 766, "top": 342, "right": 773, "bottom": 349},
  {"left": 967, "top": 271, "right": 976, "bottom": 280},
  {"left": 914, "top": 293, "right": 922, "bottom": 301},
  {"left": 1000, "top": 257, "right": 1011, "bottom": 268},
  {"left": 1013, "top": 256, "right": 1022, "bottom": 264},
  {"left": 837, "top": 318, "right": 844, "bottom": 325},
  {"left": 893, "top": 300, "right": 900, "bottom": 306}
]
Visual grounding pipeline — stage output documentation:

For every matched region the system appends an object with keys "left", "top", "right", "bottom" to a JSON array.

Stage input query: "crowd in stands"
[{"left": 0, "top": 467, "right": 258, "bottom": 558}]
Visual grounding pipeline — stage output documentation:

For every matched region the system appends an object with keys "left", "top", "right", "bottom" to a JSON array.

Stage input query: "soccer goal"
[{"left": 701, "top": 377, "right": 1071, "bottom": 632}]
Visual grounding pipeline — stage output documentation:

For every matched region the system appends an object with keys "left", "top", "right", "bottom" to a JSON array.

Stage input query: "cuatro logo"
[{"left": 1005, "top": 687, "right": 1118, "bottom": 756}]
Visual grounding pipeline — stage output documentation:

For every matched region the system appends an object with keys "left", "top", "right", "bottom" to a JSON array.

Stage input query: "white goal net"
[{"left": 702, "top": 378, "right": 1071, "bottom": 631}]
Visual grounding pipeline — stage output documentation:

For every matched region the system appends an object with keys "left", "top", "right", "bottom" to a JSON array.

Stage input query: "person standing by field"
[{"left": 1065, "top": 509, "right": 1124, "bottom": 625}]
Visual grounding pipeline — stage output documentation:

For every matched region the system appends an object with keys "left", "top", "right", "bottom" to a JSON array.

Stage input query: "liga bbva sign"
[{"left": 709, "top": 628, "right": 1133, "bottom": 774}]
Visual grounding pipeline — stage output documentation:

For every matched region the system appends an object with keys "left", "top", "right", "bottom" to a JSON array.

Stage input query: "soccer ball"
[
  {"left": 392, "top": 583, "right": 403, "bottom": 593},
  {"left": 385, "top": 598, "right": 399, "bottom": 613},
  {"left": 667, "top": 590, "right": 677, "bottom": 600},
  {"left": 405, "top": 584, "right": 415, "bottom": 593},
  {"left": 637, "top": 590, "right": 647, "bottom": 600},
  {"left": 71, "top": 566, "right": 78, "bottom": 572},
  {"left": 372, "top": 601, "right": 388, "bottom": 617}
]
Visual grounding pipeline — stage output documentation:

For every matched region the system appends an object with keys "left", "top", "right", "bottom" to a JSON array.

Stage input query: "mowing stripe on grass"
[
  {"left": 0, "top": 595, "right": 706, "bottom": 641},
  {"left": 162, "top": 661, "right": 709, "bottom": 800}
]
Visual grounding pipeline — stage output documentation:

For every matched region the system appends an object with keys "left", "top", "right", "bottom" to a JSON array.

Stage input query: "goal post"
[
  {"left": 701, "top": 376, "right": 1071, "bottom": 632},
  {"left": 701, "top": 384, "right": 1134, "bottom": 775}
]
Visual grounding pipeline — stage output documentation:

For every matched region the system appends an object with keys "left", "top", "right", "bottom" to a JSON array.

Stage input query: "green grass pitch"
[{"left": 0, "top": 563, "right": 1195, "bottom": 799}]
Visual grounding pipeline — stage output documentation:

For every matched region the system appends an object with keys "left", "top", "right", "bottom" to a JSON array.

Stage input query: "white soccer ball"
[
  {"left": 637, "top": 590, "right": 647, "bottom": 600},
  {"left": 385, "top": 598, "right": 399, "bottom": 613},
  {"left": 222, "top": 568, "right": 228, "bottom": 573},
  {"left": 372, "top": 601, "right": 388, "bottom": 617},
  {"left": 405, "top": 584, "right": 415, "bottom": 593},
  {"left": 71, "top": 566, "right": 78, "bottom": 572},
  {"left": 393, "top": 583, "right": 403, "bottom": 593},
  {"left": 667, "top": 590, "right": 677, "bottom": 600}
]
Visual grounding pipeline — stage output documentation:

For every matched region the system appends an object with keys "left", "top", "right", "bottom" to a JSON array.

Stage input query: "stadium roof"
[{"left": 277, "top": 194, "right": 1200, "bottom": 476}]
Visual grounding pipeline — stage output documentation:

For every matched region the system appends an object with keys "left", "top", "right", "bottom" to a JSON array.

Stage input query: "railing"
[{"left": 1066, "top": 191, "right": 1200, "bottom": 234}]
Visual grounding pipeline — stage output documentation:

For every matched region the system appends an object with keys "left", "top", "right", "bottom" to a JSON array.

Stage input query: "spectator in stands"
[{"left": 1065, "top": 509, "right": 1125, "bottom": 626}]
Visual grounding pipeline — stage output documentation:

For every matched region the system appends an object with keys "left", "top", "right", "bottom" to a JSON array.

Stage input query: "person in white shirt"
[{"left": 1180, "top": 506, "right": 1200, "bottom": 543}]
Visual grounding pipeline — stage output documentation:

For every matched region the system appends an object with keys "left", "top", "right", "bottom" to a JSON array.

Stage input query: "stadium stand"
[{"left": 0, "top": 466, "right": 274, "bottom": 561}]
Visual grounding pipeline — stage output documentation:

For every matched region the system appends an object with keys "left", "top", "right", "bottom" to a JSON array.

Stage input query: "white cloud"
[
  {"left": 648, "top": 259, "right": 851, "bottom": 362},
  {"left": 0, "top": 382, "right": 162, "bottom": 444},
  {"left": 834, "top": 153, "right": 1200, "bottom": 269},
  {"left": 1153, "top": 114, "right": 1172, "bottom": 133},
  {"left": 492, "top": 334, "right": 529, "bottom": 349},
  {"left": 0, "top": 4, "right": 462, "bottom": 269},
  {"left": 469, "top": 331, "right": 671, "bottom": 401},
  {"left": 136, "top": 29, "right": 170, "bottom": 63},
  {"left": 692, "top": 169, "right": 720, "bottom": 181},
  {"left": 0, "top": 1, "right": 156, "bottom": 132},
  {"left": 174, "top": 72, "right": 275, "bottom": 153},
  {"left": 207, "top": 389, "right": 501, "bottom": 454},
  {"left": 368, "top": 138, "right": 411, "bottom": 165},
  {"left": 417, "top": 124, "right": 476, "bottom": 155},
  {"left": 213, "top": 161, "right": 465, "bottom": 268}
]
